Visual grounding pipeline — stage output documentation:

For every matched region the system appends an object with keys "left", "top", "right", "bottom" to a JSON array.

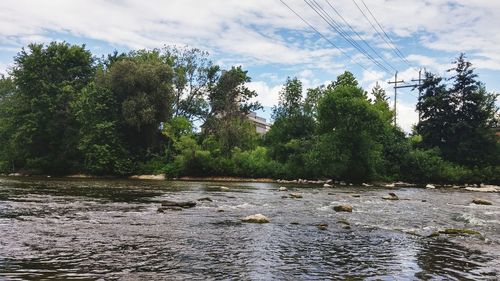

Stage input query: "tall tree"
[
  {"left": 266, "top": 78, "right": 316, "bottom": 172},
  {"left": 106, "top": 50, "right": 174, "bottom": 157},
  {"left": 417, "top": 55, "right": 499, "bottom": 166},
  {"left": 203, "top": 66, "right": 261, "bottom": 153},
  {"left": 371, "top": 82, "right": 393, "bottom": 123},
  {"left": 10, "top": 42, "right": 94, "bottom": 174},
  {"left": 163, "top": 46, "right": 217, "bottom": 121},
  {"left": 315, "top": 74, "right": 385, "bottom": 182}
]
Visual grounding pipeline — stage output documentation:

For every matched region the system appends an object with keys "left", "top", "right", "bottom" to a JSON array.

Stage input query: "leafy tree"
[
  {"left": 0, "top": 75, "right": 17, "bottom": 172},
  {"left": 331, "top": 71, "right": 359, "bottom": 88},
  {"left": 72, "top": 82, "right": 132, "bottom": 175},
  {"left": 417, "top": 54, "right": 499, "bottom": 167},
  {"left": 163, "top": 46, "right": 218, "bottom": 121},
  {"left": 203, "top": 66, "right": 261, "bottom": 153},
  {"left": 266, "top": 78, "right": 316, "bottom": 176},
  {"left": 316, "top": 77, "right": 385, "bottom": 181},
  {"left": 9, "top": 42, "right": 94, "bottom": 174},
  {"left": 106, "top": 50, "right": 174, "bottom": 157}
]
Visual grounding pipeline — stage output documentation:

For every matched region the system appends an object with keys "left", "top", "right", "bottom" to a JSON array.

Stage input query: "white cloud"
[
  {"left": 2, "top": 0, "right": 500, "bottom": 72},
  {"left": 397, "top": 101, "right": 419, "bottom": 133},
  {"left": 247, "top": 81, "right": 282, "bottom": 108}
]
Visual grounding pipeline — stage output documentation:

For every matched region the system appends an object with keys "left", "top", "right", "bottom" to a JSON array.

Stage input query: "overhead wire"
[
  {"left": 323, "top": 0, "right": 397, "bottom": 73},
  {"left": 278, "top": 0, "right": 379, "bottom": 75},
  {"left": 305, "top": 0, "right": 393, "bottom": 75},
  {"left": 360, "top": 0, "right": 412, "bottom": 66},
  {"left": 351, "top": 0, "right": 412, "bottom": 69}
]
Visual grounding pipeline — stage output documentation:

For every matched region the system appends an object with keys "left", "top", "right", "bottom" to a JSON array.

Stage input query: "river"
[{"left": 0, "top": 177, "right": 499, "bottom": 280}]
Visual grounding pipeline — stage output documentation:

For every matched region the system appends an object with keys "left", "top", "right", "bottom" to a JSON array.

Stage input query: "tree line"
[{"left": 0, "top": 42, "right": 498, "bottom": 183}]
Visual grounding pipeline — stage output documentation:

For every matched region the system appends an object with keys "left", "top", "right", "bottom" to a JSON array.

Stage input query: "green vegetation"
[{"left": 0, "top": 43, "right": 498, "bottom": 184}]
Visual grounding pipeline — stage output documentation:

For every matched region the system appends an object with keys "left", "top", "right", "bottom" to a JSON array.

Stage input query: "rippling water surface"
[{"left": 0, "top": 177, "right": 499, "bottom": 280}]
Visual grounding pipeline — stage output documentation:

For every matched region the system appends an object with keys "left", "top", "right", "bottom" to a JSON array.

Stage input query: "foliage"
[
  {"left": 315, "top": 78, "right": 387, "bottom": 182},
  {"left": 417, "top": 54, "right": 499, "bottom": 167},
  {"left": 0, "top": 44, "right": 497, "bottom": 185},
  {"left": 6, "top": 42, "right": 94, "bottom": 174},
  {"left": 72, "top": 82, "right": 132, "bottom": 175}
]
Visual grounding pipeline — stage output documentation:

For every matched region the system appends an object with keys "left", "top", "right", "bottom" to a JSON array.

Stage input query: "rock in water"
[
  {"left": 323, "top": 183, "right": 333, "bottom": 188},
  {"left": 130, "top": 174, "right": 165, "bottom": 180},
  {"left": 333, "top": 204, "right": 353, "bottom": 212},
  {"left": 318, "top": 223, "right": 328, "bottom": 230},
  {"left": 220, "top": 186, "right": 230, "bottom": 191},
  {"left": 157, "top": 206, "right": 183, "bottom": 212},
  {"left": 161, "top": 200, "right": 197, "bottom": 208},
  {"left": 241, "top": 214, "right": 270, "bottom": 223},
  {"left": 278, "top": 186, "right": 288, "bottom": 191},
  {"left": 289, "top": 193, "right": 303, "bottom": 199},
  {"left": 426, "top": 184, "right": 436, "bottom": 189},
  {"left": 472, "top": 198, "right": 492, "bottom": 205},
  {"left": 197, "top": 197, "right": 213, "bottom": 202},
  {"left": 382, "top": 193, "right": 399, "bottom": 200}
]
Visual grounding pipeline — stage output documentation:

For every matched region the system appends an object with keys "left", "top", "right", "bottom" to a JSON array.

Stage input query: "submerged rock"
[
  {"left": 351, "top": 194, "right": 361, "bottom": 198},
  {"left": 382, "top": 192, "right": 399, "bottom": 200},
  {"left": 278, "top": 186, "right": 288, "bottom": 191},
  {"left": 161, "top": 200, "right": 197, "bottom": 208},
  {"left": 157, "top": 206, "right": 183, "bottom": 212},
  {"left": 289, "top": 193, "right": 303, "bottom": 199},
  {"left": 241, "top": 214, "right": 270, "bottom": 223},
  {"left": 197, "top": 197, "right": 213, "bottom": 202},
  {"left": 439, "top": 228, "right": 481, "bottom": 235},
  {"left": 333, "top": 204, "right": 353, "bottom": 212},
  {"left": 382, "top": 193, "right": 399, "bottom": 200},
  {"left": 472, "top": 198, "right": 493, "bottom": 205},
  {"left": 317, "top": 223, "right": 328, "bottom": 230},
  {"left": 217, "top": 209, "right": 225, "bottom": 212},
  {"left": 337, "top": 219, "right": 350, "bottom": 226},
  {"left": 290, "top": 221, "right": 300, "bottom": 225}
]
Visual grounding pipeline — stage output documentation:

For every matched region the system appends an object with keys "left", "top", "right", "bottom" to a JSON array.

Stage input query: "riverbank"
[{"left": 1, "top": 173, "right": 500, "bottom": 192}]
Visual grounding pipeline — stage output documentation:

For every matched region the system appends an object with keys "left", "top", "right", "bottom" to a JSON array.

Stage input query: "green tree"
[
  {"left": 163, "top": 46, "right": 217, "bottom": 121},
  {"left": 0, "top": 75, "right": 17, "bottom": 172},
  {"left": 203, "top": 66, "right": 261, "bottom": 153},
  {"left": 316, "top": 75, "right": 385, "bottom": 182},
  {"left": 266, "top": 78, "right": 316, "bottom": 177},
  {"left": 9, "top": 42, "right": 94, "bottom": 174},
  {"left": 106, "top": 50, "right": 175, "bottom": 157},
  {"left": 417, "top": 54, "right": 499, "bottom": 166},
  {"left": 371, "top": 82, "right": 393, "bottom": 123},
  {"left": 72, "top": 82, "right": 132, "bottom": 175}
]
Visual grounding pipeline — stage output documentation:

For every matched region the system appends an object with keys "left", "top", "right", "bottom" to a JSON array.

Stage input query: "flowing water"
[{"left": 0, "top": 177, "right": 499, "bottom": 280}]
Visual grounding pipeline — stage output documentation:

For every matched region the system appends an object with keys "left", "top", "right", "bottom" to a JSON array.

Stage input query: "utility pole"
[
  {"left": 387, "top": 71, "right": 404, "bottom": 126},
  {"left": 411, "top": 69, "right": 424, "bottom": 122}
]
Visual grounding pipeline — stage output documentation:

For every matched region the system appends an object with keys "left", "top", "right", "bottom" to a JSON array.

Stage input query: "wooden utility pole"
[
  {"left": 411, "top": 69, "right": 424, "bottom": 122},
  {"left": 387, "top": 71, "right": 404, "bottom": 126}
]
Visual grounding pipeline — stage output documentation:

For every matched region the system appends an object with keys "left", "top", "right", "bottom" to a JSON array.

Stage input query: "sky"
[{"left": 1, "top": 0, "right": 499, "bottom": 132}]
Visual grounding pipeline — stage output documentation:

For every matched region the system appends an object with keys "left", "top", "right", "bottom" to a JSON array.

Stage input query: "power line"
[
  {"left": 278, "top": 0, "right": 378, "bottom": 75},
  {"left": 323, "top": 0, "right": 397, "bottom": 73},
  {"left": 351, "top": 0, "right": 411, "bottom": 68},
  {"left": 305, "top": 0, "right": 392, "bottom": 75},
  {"left": 360, "top": 0, "right": 412, "bottom": 66}
]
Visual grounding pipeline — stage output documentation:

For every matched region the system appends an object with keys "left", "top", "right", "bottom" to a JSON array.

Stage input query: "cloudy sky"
[{"left": 1, "top": 0, "right": 499, "bottom": 131}]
